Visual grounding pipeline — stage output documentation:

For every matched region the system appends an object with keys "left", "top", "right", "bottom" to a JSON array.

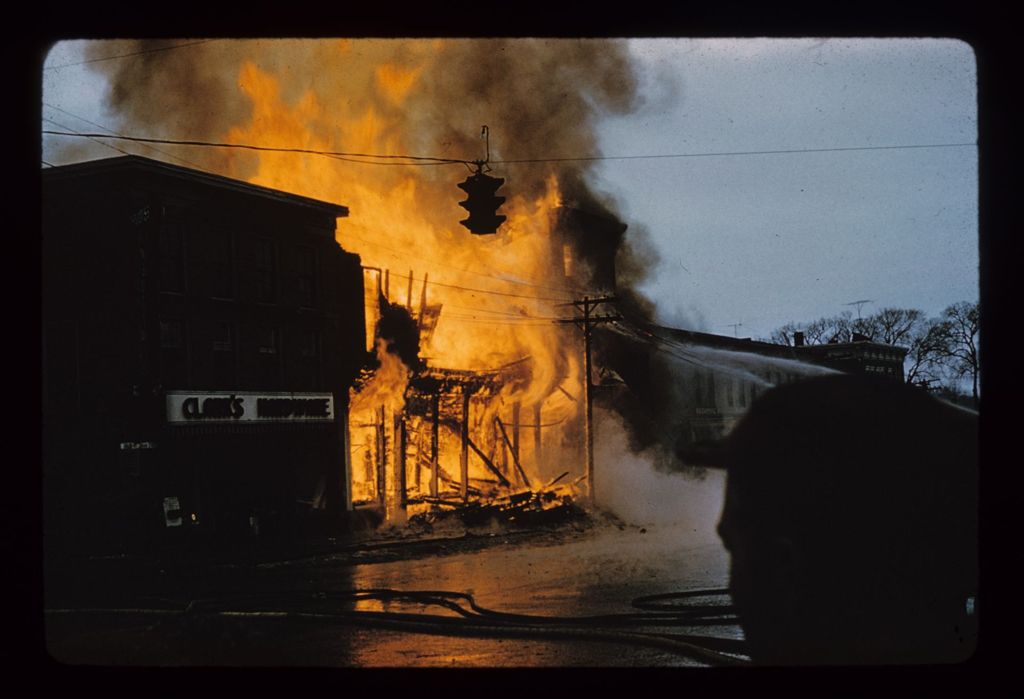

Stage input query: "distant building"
[
  {"left": 42, "top": 156, "right": 366, "bottom": 552},
  {"left": 595, "top": 323, "right": 910, "bottom": 454}
]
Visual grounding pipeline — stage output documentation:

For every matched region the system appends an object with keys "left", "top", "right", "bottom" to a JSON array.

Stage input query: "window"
[
  {"left": 257, "top": 326, "right": 281, "bottom": 389},
  {"left": 258, "top": 327, "right": 279, "bottom": 355},
  {"left": 301, "top": 329, "right": 320, "bottom": 358},
  {"left": 693, "top": 371, "right": 716, "bottom": 409},
  {"left": 298, "top": 329, "right": 321, "bottom": 389},
  {"left": 210, "top": 230, "right": 233, "bottom": 299},
  {"left": 160, "top": 319, "right": 183, "bottom": 349},
  {"left": 159, "top": 223, "right": 185, "bottom": 293},
  {"left": 739, "top": 380, "right": 748, "bottom": 408},
  {"left": 159, "top": 318, "right": 188, "bottom": 387},
  {"left": 212, "top": 321, "right": 236, "bottom": 385},
  {"left": 255, "top": 238, "right": 278, "bottom": 303},
  {"left": 296, "top": 246, "right": 317, "bottom": 307},
  {"left": 726, "top": 377, "right": 735, "bottom": 408}
]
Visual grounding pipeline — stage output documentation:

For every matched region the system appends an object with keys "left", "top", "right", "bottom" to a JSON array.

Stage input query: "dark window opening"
[
  {"left": 296, "top": 246, "right": 317, "bottom": 308},
  {"left": 299, "top": 329, "right": 321, "bottom": 389},
  {"left": 258, "top": 327, "right": 279, "bottom": 355},
  {"left": 705, "top": 372, "right": 717, "bottom": 408},
  {"left": 210, "top": 230, "right": 234, "bottom": 299},
  {"left": 212, "top": 321, "right": 236, "bottom": 385},
  {"left": 258, "top": 327, "right": 281, "bottom": 389},
  {"left": 160, "top": 319, "right": 183, "bottom": 348},
  {"left": 159, "top": 318, "right": 187, "bottom": 387},
  {"left": 255, "top": 238, "right": 278, "bottom": 303},
  {"left": 159, "top": 223, "right": 185, "bottom": 293},
  {"left": 301, "top": 329, "right": 319, "bottom": 358}
]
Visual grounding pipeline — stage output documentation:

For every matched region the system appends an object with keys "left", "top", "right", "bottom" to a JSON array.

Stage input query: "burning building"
[
  {"left": 343, "top": 205, "right": 631, "bottom": 524},
  {"left": 42, "top": 155, "right": 365, "bottom": 551}
]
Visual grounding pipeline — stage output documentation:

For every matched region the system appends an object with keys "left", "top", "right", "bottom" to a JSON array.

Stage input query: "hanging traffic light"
[{"left": 457, "top": 171, "right": 506, "bottom": 235}]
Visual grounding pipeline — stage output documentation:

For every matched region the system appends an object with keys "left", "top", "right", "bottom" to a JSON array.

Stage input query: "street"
[{"left": 44, "top": 508, "right": 743, "bottom": 667}]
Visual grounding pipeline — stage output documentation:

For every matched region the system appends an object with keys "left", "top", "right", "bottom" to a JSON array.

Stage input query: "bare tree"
[
  {"left": 932, "top": 301, "right": 980, "bottom": 403},
  {"left": 904, "top": 318, "right": 947, "bottom": 387},
  {"left": 861, "top": 308, "right": 925, "bottom": 345},
  {"left": 827, "top": 311, "right": 856, "bottom": 343},
  {"left": 770, "top": 321, "right": 802, "bottom": 346},
  {"left": 768, "top": 305, "right": 977, "bottom": 397},
  {"left": 773, "top": 312, "right": 855, "bottom": 345}
]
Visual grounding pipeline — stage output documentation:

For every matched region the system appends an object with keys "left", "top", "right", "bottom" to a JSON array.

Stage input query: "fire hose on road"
[{"left": 45, "top": 587, "right": 750, "bottom": 666}]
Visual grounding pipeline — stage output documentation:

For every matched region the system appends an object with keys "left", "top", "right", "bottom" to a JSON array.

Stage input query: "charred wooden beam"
[
  {"left": 541, "top": 471, "right": 570, "bottom": 490},
  {"left": 557, "top": 385, "right": 578, "bottom": 402},
  {"left": 461, "top": 390, "right": 470, "bottom": 503},
  {"left": 413, "top": 425, "right": 422, "bottom": 492},
  {"left": 495, "top": 416, "right": 531, "bottom": 489},
  {"left": 376, "top": 406, "right": 386, "bottom": 506},
  {"left": 397, "top": 413, "right": 408, "bottom": 508},
  {"left": 534, "top": 403, "right": 542, "bottom": 471},
  {"left": 465, "top": 435, "right": 512, "bottom": 488},
  {"left": 512, "top": 402, "right": 520, "bottom": 463},
  {"left": 431, "top": 391, "right": 440, "bottom": 498},
  {"left": 419, "top": 272, "right": 428, "bottom": 321}
]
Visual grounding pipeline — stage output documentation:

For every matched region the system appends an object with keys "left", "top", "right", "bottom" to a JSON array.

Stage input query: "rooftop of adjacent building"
[
  {"left": 648, "top": 323, "right": 908, "bottom": 358},
  {"left": 42, "top": 155, "right": 349, "bottom": 218}
]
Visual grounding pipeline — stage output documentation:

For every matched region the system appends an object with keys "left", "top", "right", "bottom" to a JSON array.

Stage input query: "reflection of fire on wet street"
[{"left": 45, "top": 517, "right": 747, "bottom": 667}]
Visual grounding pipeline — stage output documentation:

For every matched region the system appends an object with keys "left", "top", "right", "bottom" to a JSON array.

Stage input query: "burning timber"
[{"left": 350, "top": 357, "right": 586, "bottom": 527}]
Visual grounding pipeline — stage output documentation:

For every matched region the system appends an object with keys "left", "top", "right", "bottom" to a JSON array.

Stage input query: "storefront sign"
[
  {"left": 166, "top": 391, "right": 334, "bottom": 424},
  {"left": 119, "top": 441, "right": 156, "bottom": 450}
]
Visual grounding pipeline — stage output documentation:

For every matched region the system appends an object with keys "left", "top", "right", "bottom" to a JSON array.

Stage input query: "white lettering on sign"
[
  {"left": 119, "top": 441, "right": 157, "bottom": 450},
  {"left": 166, "top": 391, "right": 334, "bottom": 424}
]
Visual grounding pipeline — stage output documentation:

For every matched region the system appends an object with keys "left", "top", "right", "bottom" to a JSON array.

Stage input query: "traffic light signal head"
[{"left": 457, "top": 172, "right": 507, "bottom": 234}]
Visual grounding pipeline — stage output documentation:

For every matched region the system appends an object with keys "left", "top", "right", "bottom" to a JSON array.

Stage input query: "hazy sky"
[
  {"left": 42, "top": 38, "right": 977, "bottom": 342},
  {"left": 596, "top": 38, "right": 977, "bottom": 338}
]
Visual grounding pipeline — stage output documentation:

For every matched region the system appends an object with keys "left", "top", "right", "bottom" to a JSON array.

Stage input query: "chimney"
[{"left": 793, "top": 331, "right": 805, "bottom": 347}]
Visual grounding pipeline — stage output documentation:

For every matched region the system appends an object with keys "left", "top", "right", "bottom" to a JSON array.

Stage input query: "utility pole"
[{"left": 563, "top": 296, "right": 621, "bottom": 506}]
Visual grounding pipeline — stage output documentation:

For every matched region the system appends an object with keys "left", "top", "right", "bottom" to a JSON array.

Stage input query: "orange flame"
[{"left": 223, "top": 48, "right": 585, "bottom": 508}]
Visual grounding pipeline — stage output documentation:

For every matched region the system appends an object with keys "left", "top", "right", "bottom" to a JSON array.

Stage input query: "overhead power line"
[
  {"left": 41, "top": 130, "right": 465, "bottom": 165},
  {"left": 387, "top": 270, "right": 573, "bottom": 303},
  {"left": 493, "top": 142, "right": 977, "bottom": 164},
  {"left": 44, "top": 40, "right": 217, "bottom": 70},
  {"left": 43, "top": 118, "right": 131, "bottom": 158},
  {"left": 441, "top": 314, "right": 575, "bottom": 326},
  {"left": 43, "top": 103, "right": 213, "bottom": 174},
  {"left": 41, "top": 130, "right": 976, "bottom": 169},
  {"left": 344, "top": 231, "right": 588, "bottom": 296},
  {"left": 442, "top": 302, "right": 568, "bottom": 318}
]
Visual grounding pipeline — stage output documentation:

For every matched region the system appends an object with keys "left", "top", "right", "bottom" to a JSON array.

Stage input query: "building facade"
[
  {"left": 594, "top": 323, "right": 910, "bottom": 456},
  {"left": 43, "top": 156, "right": 366, "bottom": 552}
]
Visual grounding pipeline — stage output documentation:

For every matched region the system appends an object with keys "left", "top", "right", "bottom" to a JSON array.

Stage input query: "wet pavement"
[{"left": 44, "top": 511, "right": 743, "bottom": 667}]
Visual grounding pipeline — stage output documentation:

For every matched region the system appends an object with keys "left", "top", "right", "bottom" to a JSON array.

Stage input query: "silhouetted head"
[{"left": 710, "top": 375, "right": 977, "bottom": 665}]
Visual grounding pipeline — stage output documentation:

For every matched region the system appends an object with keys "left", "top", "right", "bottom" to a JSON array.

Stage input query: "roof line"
[{"left": 41, "top": 155, "right": 349, "bottom": 217}]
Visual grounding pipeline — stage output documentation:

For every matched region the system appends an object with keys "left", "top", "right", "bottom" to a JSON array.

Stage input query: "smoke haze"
[{"left": 594, "top": 408, "right": 724, "bottom": 540}]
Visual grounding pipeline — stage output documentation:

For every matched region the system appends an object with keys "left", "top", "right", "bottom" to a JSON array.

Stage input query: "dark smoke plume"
[{"left": 87, "top": 37, "right": 685, "bottom": 461}]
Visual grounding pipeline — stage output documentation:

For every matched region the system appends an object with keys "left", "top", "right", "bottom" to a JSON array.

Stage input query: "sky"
[{"left": 41, "top": 38, "right": 978, "bottom": 343}]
